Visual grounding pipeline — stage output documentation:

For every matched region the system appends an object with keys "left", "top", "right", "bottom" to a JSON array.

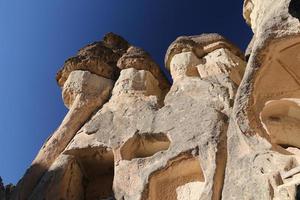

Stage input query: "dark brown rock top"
[
  {"left": 117, "top": 46, "right": 170, "bottom": 91},
  {"left": 56, "top": 33, "right": 130, "bottom": 87},
  {"left": 165, "top": 33, "right": 244, "bottom": 70}
]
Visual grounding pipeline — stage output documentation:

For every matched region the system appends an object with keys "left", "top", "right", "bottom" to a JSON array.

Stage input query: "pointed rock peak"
[
  {"left": 102, "top": 32, "right": 130, "bottom": 53},
  {"left": 243, "top": 0, "right": 253, "bottom": 26}
]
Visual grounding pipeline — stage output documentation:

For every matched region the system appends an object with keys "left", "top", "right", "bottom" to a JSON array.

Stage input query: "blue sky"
[{"left": 0, "top": 0, "right": 252, "bottom": 184}]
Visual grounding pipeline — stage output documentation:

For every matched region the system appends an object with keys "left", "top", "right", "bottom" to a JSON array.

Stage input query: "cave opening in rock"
[
  {"left": 296, "top": 184, "right": 300, "bottom": 200},
  {"left": 120, "top": 133, "right": 170, "bottom": 160},
  {"left": 67, "top": 148, "right": 115, "bottom": 200},
  {"left": 260, "top": 99, "right": 300, "bottom": 149},
  {"left": 289, "top": 0, "right": 300, "bottom": 21},
  {"left": 143, "top": 153, "right": 205, "bottom": 200}
]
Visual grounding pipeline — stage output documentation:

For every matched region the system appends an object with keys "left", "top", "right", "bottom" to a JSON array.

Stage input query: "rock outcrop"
[
  {"left": 8, "top": 1, "right": 300, "bottom": 199},
  {"left": 222, "top": 0, "right": 300, "bottom": 199},
  {"left": 0, "top": 177, "right": 15, "bottom": 200}
]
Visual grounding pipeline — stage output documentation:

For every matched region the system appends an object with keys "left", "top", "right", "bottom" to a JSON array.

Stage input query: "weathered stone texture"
[
  {"left": 222, "top": 0, "right": 300, "bottom": 199},
  {"left": 56, "top": 33, "right": 129, "bottom": 87},
  {"left": 8, "top": 1, "right": 300, "bottom": 199}
]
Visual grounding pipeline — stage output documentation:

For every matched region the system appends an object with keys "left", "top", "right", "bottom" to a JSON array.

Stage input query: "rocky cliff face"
[{"left": 6, "top": 0, "right": 300, "bottom": 199}]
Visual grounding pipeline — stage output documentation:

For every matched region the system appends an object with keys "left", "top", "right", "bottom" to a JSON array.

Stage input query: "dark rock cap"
[
  {"left": 165, "top": 33, "right": 244, "bottom": 70},
  {"left": 56, "top": 32, "right": 130, "bottom": 87},
  {"left": 117, "top": 46, "right": 170, "bottom": 91}
]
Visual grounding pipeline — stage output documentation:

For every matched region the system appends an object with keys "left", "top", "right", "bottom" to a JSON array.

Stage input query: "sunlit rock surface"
[{"left": 8, "top": 1, "right": 300, "bottom": 199}]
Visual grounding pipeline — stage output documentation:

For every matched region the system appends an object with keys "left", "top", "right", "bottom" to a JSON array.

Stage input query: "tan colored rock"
[
  {"left": 11, "top": 70, "right": 113, "bottom": 200},
  {"left": 169, "top": 51, "right": 201, "bottom": 82},
  {"left": 85, "top": 35, "right": 243, "bottom": 200},
  {"left": 14, "top": 4, "right": 300, "bottom": 197},
  {"left": 165, "top": 33, "right": 244, "bottom": 72},
  {"left": 243, "top": 0, "right": 254, "bottom": 26},
  {"left": 62, "top": 70, "right": 113, "bottom": 108},
  {"left": 176, "top": 181, "right": 204, "bottom": 200},
  {"left": 144, "top": 153, "right": 205, "bottom": 200},
  {"left": 64, "top": 131, "right": 105, "bottom": 154},
  {"left": 119, "top": 132, "right": 170, "bottom": 161},
  {"left": 12, "top": 31, "right": 246, "bottom": 199},
  {"left": 117, "top": 46, "right": 170, "bottom": 93},
  {"left": 28, "top": 155, "right": 84, "bottom": 200},
  {"left": 56, "top": 33, "right": 129, "bottom": 87},
  {"left": 261, "top": 98, "right": 300, "bottom": 148},
  {"left": 222, "top": 0, "right": 300, "bottom": 199},
  {"left": 37, "top": 131, "right": 115, "bottom": 200},
  {"left": 111, "top": 68, "right": 162, "bottom": 100},
  {"left": 66, "top": 145, "right": 115, "bottom": 200},
  {"left": 197, "top": 48, "right": 245, "bottom": 86}
]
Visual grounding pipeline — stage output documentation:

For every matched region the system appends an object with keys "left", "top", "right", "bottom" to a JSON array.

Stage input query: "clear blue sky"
[{"left": 0, "top": 0, "right": 252, "bottom": 184}]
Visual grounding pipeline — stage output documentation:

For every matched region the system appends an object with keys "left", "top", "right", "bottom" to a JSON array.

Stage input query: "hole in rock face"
[
  {"left": 296, "top": 185, "right": 300, "bottom": 200},
  {"left": 289, "top": 0, "right": 300, "bottom": 21},
  {"left": 260, "top": 99, "right": 300, "bottom": 149},
  {"left": 73, "top": 149, "right": 115, "bottom": 200},
  {"left": 120, "top": 133, "right": 170, "bottom": 160},
  {"left": 143, "top": 153, "right": 205, "bottom": 200}
]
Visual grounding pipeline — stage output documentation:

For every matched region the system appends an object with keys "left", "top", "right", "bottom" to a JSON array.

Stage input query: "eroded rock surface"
[
  {"left": 222, "top": 0, "right": 300, "bottom": 199},
  {"left": 56, "top": 33, "right": 129, "bottom": 87},
  {"left": 117, "top": 46, "right": 170, "bottom": 94},
  {"left": 10, "top": 31, "right": 246, "bottom": 200},
  {"left": 9, "top": 1, "right": 300, "bottom": 199}
]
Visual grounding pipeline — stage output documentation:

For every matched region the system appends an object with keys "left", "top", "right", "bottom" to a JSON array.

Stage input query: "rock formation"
[
  {"left": 1, "top": 177, "right": 15, "bottom": 200},
  {"left": 6, "top": 0, "right": 300, "bottom": 199},
  {"left": 222, "top": 0, "right": 300, "bottom": 199}
]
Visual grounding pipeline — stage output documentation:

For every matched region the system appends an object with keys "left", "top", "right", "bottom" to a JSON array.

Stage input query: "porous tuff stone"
[
  {"left": 80, "top": 50, "right": 240, "bottom": 199},
  {"left": 165, "top": 33, "right": 244, "bottom": 72},
  {"left": 222, "top": 0, "right": 300, "bottom": 199},
  {"left": 11, "top": 70, "right": 113, "bottom": 200},
  {"left": 9, "top": 1, "right": 300, "bottom": 198},
  {"left": 10, "top": 30, "right": 246, "bottom": 200},
  {"left": 62, "top": 70, "right": 114, "bottom": 108},
  {"left": 117, "top": 46, "right": 170, "bottom": 93},
  {"left": 56, "top": 33, "right": 129, "bottom": 87}
]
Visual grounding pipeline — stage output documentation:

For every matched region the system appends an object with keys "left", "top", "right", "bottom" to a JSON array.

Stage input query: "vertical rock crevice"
[
  {"left": 289, "top": 0, "right": 300, "bottom": 21},
  {"left": 212, "top": 121, "right": 228, "bottom": 200}
]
